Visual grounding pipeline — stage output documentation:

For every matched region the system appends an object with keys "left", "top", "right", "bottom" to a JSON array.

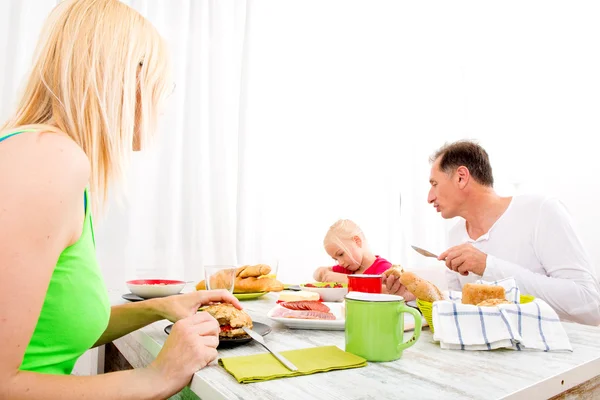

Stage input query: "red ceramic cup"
[{"left": 347, "top": 274, "right": 382, "bottom": 294}]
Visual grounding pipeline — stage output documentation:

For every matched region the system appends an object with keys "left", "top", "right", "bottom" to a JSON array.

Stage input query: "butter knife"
[
  {"left": 411, "top": 245, "right": 439, "bottom": 259},
  {"left": 242, "top": 327, "right": 298, "bottom": 371}
]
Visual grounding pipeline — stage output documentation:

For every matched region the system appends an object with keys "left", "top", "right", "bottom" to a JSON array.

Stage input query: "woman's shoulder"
[{"left": 0, "top": 129, "right": 89, "bottom": 189}]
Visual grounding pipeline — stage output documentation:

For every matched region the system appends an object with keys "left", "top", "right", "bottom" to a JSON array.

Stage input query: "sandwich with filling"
[{"left": 203, "top": 303, "right": 253, "bottom": 338}]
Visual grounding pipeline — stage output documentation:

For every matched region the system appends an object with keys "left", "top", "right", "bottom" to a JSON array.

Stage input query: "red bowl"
[
  {"left": 126, "top": 279, "right": 186, "bottom": 285},
  {"left": 126, "top": 279, "right": 187, "bottom": 298}
]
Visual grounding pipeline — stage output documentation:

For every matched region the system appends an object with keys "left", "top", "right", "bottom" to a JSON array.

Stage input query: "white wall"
[{"left": 243, "top": 0, "right": 600, "bottom": 284}]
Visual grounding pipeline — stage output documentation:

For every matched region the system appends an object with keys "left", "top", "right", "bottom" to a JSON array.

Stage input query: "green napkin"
[{"left": 218, "top": 345, "right": 367, "bottom": 383}]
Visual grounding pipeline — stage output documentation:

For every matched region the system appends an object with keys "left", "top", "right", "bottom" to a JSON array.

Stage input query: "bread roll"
[
  {"left": 233, "top": 276, "right": 283, "bottom": 293},
  {"left": 383, "top": 265, "right": 404, "bottom": 278},
  {"left": 196, "top": 263, "right": 282, "bottom": 292},
  {"left": 237, "top": 264, "right": 271, "bottom": 278},
  {"left": 462, "top": 283, "right": 505, "bottom": 305},
  {"left": 195, "top": 275, "right": 284, "bottom": 293},
  {"left": 195, "top": 268, "right": 236, "bottom": 291},
  {"left": 399, "top": 271, "right": 444, "bottom": 303},
  {"left": 477, "top": 298, "right": 512, "bottom": 307}
]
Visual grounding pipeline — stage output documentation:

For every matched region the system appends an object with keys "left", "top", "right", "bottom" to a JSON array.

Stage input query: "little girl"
[{"left": 313, "top": 219, "right": 392, "bottom": 283}]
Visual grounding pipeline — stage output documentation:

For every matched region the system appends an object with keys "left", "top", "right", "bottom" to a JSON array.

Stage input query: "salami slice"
[
  {"left": 272, "top": 307, "right": 336, "bottom": 320},
  {"left": 280, "top": 301, "right": 330, "bottom": 313}
]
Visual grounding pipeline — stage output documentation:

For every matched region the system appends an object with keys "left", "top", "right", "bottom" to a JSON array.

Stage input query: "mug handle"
[{"left": 397, "top": 303, "right": 422, "bottom": 352}]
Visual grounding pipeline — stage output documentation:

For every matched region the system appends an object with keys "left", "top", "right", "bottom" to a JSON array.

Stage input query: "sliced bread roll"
[
  {"left": 400, "top": 271, "right": 445, "bottom": 303},
  {"left": 462, "top": 283, "right": 505, "bottom": 305}
]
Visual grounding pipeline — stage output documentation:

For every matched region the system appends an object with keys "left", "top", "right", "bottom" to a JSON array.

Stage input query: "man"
[{"left": 384, "top": 140, "right": 600, "bottom": 325}]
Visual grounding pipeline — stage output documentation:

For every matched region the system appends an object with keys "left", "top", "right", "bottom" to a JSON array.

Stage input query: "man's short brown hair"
[{"left": 430, "top": 140, "right": 494, "bottom": 187}]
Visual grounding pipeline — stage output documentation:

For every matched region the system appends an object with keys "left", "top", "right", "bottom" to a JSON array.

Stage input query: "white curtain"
[
  {"left": 96, "top": 0, "right": 249, "bottom": 288},
  {"left": 0, "top": 1, "right": 57, "bottom": 112},
  {"left": 2, "top": 1, "right": 599, "bottom": 293}
]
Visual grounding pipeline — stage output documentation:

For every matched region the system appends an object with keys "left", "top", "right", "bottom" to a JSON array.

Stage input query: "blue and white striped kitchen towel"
[{"left": 433, "top": 278, "right": 572, "bottom": 351}]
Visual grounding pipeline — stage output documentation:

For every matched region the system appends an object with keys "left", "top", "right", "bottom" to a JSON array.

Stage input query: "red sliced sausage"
[
  {"left": 272, "top": 308, "right": 336, "bottom": 320},
  {"left": 280, "top": 301, "right": 330, "bottom": 313}
]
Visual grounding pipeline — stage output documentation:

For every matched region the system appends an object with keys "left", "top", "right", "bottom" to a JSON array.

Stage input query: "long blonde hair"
[
  {"left": 1, "top": 0, "right": 172, "bottom": 211},
  {"left": 323, "top": 219, "right": 368, "bottom": 265}
]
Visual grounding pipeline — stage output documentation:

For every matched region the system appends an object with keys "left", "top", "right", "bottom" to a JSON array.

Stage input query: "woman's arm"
[
  {"left": 95, "top": 290, "right": 242, "bottom": 347},
  {"left": 94, "top": 301, "right": 162, "bottom": 347},
  {"left": 0, "top": 134, "right": 215, "bottom": 399}
]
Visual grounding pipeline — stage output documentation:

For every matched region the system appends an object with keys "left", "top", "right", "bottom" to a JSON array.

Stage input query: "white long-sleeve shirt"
[{"left": 446, "top": 194, "right": 600, "bottom": 325}]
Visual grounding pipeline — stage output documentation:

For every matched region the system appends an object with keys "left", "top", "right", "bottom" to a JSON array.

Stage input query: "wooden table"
[{"left": 110, "top": 292, "right": 600, "bottom": 400}]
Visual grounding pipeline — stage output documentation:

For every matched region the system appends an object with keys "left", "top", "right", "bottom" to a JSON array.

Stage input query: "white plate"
[
  {"left": 267, "top": 302, "right": 426, "bottom": 332},
  {"left": 267, "top": 302, "right": 345, "bottom": 330}
]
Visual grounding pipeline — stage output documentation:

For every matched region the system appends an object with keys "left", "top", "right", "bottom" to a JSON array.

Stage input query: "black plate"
[
  {"left": 122, "top": 293, "right": 145, "bottom": 302},
  {"left": 164, "top": 321, "right": 272, "bottom": 348},
  {"left": 122, "top": 293, "right": 182, "bottom": 302}
]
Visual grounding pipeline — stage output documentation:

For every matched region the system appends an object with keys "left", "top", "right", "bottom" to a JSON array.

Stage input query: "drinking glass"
[{"left": 204, "top": 265, "right": 237, "bottom": 292}]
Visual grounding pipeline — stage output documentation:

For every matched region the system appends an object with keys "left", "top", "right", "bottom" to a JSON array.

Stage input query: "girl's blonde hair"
[
  {"left": 323, "top": 219, "right": 366, "bottom": 246},
  {"left": 1, "top": 0, "right": 172, "bottom": 211},
  {"left": 323, "top": 219, "right": 366, "bottom": 266}
]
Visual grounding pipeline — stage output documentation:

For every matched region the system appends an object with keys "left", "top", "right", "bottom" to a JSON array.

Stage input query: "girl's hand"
[
  {"left": 313, "top": 267, "right": 330, "bottom": 282},
  {"left": 322, "top": 271, "right": 349, "bottom": 284}
]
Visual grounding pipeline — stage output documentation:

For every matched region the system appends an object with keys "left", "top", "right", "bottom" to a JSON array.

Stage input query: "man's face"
[{"left": 427, "top": 158, "right": 462, "bottom": 219}]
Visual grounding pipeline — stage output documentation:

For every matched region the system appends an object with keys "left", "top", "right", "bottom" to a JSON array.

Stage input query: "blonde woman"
[{"left": 0, "top": 0, "right": 241, "bottom": 398}]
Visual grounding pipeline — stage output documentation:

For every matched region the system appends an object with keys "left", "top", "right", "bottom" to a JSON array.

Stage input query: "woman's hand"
[
  {"left": 148, "top": 311, "right": 221, "bottom": 394},
  {"left": 153, "top": 289, "right": 242, "bottom": 323}
]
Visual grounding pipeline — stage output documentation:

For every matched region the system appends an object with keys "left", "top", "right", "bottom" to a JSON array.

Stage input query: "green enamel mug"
[{"left": 345, "top": 292, "right": 422, "bottom": 362}]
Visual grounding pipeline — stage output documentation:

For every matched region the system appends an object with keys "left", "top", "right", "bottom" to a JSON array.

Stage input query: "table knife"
[{"left": 242, "top": 327, "right": 298, "bottom": 371}]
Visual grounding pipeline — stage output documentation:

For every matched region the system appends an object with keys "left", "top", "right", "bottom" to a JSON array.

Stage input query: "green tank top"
[{"left": 0, "top": 130, "right": 111, "bottom": 375}]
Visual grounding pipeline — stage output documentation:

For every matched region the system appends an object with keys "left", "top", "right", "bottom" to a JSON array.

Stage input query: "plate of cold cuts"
[
  {"left": 267, "top": 300, "right": 345, "bottom": 330},
  {"left": 267, "top": 300, "right": 424, "bottom": 332}
]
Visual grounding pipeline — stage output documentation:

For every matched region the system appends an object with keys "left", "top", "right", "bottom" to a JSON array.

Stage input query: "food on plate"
[
  {"left": 237, "top": 264, "right": 271, "bottom": 279},
  {"left": 280, "top": 301, "right": 330, "bottom": 313},
  {"left": 203, "top": 303, "right": 253, "bottom": 338},
  {"left": 233, "top": 276, "right": 284, "bottom": 293},
  {"left": 303, "top": 282, "right": 344, "bottom": 288},
  {"left": 271, "top": 307, "right": 336, "bottom": 320},
  {"left": 384, "top": 268, "right": 444, "bottom": 303},
  {"left": 462, "top": 283, "right": 506, "bottom": 306},
  {"left": 195, "top": 264, "right": 284, "bottom": 293},
  {"left": 477, "top": 298, "right": 513, "bottom": 307},
  {"left": 278, "top": 290, "right": 320, "bottom": 302},
  {"left": 299, "top": 282, "right": 348, "bottom": 302}
]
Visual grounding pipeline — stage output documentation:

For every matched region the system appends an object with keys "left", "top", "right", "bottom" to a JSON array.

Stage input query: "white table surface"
[{"left": 109, "top": 290, "right": 600, "bottom": 400}]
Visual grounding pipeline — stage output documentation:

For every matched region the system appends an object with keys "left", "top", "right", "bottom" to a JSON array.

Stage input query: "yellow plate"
[{"left": 233, "top": 292, "right": 268, "bottom": 300}]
